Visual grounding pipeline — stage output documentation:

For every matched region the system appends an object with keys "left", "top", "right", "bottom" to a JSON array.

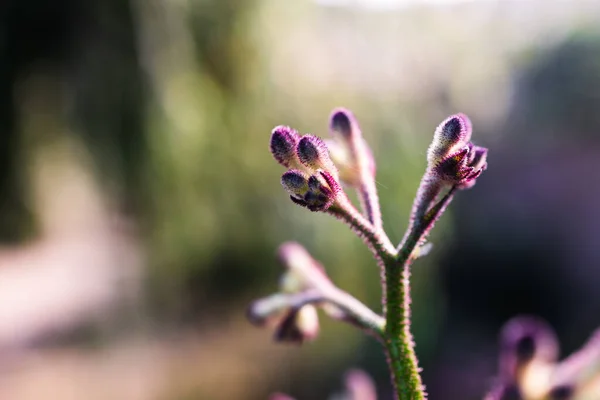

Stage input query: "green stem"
[
  {"left": 384, "top": 256, "right": 425, "bottom": 400},
  {"left": 383, "top": 186, "right": 457, "bottom": 400}
]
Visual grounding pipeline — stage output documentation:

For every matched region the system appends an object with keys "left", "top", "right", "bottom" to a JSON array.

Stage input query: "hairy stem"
[
  {"left": 357, "top": 178, "right": 382, "bottom": 232},
  {"left": 327, "top": 194, "right": 396, "bottom": 261},
  {"left": 384, "top": 256, "right": 425, "bottom": 399},
  {"left": 383, "top": 186, "right": 457, "bottom": 400}
]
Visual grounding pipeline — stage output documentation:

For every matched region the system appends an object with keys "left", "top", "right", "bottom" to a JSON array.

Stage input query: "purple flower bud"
[
  {"left": 281, "top": 169, "right": 309, "bottom": 198},
  {"left": 499, "top": 316, "right": 558, "bottom": 379},
  {"left": 428, "top": 113, "right": 473, "bottom": 166},
  {"left": 329, "top": 108, "right": 358, "bottom": 139},
  {"left": 281, "top": 169, "right": 340, "bottom": 212},
  {"left": 297, "top": 134, "right": 338, "bottom": 177},
  {"left": 270, "top": 125, "right": 301, "bottom": 168},
  {"left": 278, "top": 242, "right": 332, "bottom": 292},
  {"left": 469, "top": 145, "right": 488, "bottom": 171},
  {"left": 430, "top": 143, "right": 488, "bottom": 189},
  {"left": 548, "top": 385, "right": 574, "bottom": 400}
]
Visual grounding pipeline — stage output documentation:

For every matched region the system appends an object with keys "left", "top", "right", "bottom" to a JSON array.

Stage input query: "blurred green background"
[{"left": 0, "top": 0, "right": 600, "bottom": 399}]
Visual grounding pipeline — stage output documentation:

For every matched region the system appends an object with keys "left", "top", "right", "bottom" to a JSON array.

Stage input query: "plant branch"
[
  {"left": 251, "top": 289, "right": 385, "bottom": 338},
  {"left": 381, "top": 185, "right": 457, "bottom": 400},
  {"left": 327, "top": 194, "right": 396, "bottom": 262}
]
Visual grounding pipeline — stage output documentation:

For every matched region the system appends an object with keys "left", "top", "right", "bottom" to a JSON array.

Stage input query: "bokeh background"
[{"left": 0, "top": 0, "right": 599, "bottom": 399}]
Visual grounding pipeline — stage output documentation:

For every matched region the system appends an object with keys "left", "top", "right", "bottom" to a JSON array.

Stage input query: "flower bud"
[
  {"left": 499, "top": 316, "right": 558, "bottom": 379},
  {"left": 428, "top": 113, "right": 472, "bottom": 166},
  {"left": 330, "top": 107, "right": 358, "bottom": 139},
  {"left": 327, "top": 108, "right": 376, "bottom": 186},
  {"left": 281, "top": 169, "right": 309, "bottom": 199},
  {"left": 270, "top": 125, "right": 301, "bottom": 168},
  {"left": 281, "top": 170, "right": 340, "bottom": 212},
  {"left": 274, "top": 305, "right": 320, "bottom": 343},
  {"left": 430, "top": 142, "right": 488, "bottom": 188},
  {"left": 297, "top": 134, "right": 339, "bottom": 178},
  {"left": 278, "top": 242, "right": 331, "bottom": 292}
]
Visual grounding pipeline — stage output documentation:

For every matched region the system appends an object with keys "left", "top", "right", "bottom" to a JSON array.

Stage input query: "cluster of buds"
[
  {"left": 271, "top": 126, "right": 342, "bottom": 212},
  {"left": 247, "top": 242, "right": 334, "bottom": 343},
  {"left": 270, "top": 108, "right": 380, "bottom": 228},
  {"left": 487, "top": 316, "right": 600, "bottom": 400},
  {"left": 427, "top": 113, "right": 488, "bottom": 190}
]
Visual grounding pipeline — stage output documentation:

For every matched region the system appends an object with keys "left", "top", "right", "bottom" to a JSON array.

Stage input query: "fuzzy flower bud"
[
  {"left": 281, "top": 169, "right": 341, "bottom": 212},
  {"left": 426, "top": 114, "right": 488, "bottom": 188},
  {"left": 297, "top": 134, "right": 339, "bottom": 179},
  {"left": 327, "top": 108, "right": 376, "bottom": 186},
  {"left": 278, "top": 242, "right": 332, "bottom": 292},
  {"left": 427, "top": 113, "right": 473, "bottom": 166},
  {"left": 247, "top": 243, "right": 332, "bottom": 344},
  {"left": 270, "top": 126, "right": 302, "bottom": 169}
]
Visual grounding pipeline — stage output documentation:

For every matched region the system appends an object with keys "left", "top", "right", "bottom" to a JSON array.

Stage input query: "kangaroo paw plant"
[
  {"left": 485, "top": 316, "right": 600, "bottom": 400},
  {"left": 248, "top": 108, "right": 488, "bottom": 400}
]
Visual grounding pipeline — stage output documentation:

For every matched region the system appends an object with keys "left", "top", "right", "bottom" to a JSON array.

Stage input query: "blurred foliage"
[{"left": 1, "top": 0, "right": 600, "bottom": 399}]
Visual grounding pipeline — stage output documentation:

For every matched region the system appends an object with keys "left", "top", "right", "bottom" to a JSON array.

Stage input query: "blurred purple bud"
[
  {"left": 330, "top": 108, "right": 358, "bottom": 139},
  {"left": 270, "top": 393, "right": 296, "bottom": 400},
  {"left": 277, "top": 242, "right": 332, "bottom": 293},
  {"left": 274, "top": 305, "right": 319, "bottom": 343},
  {"left": 548, "top": 385, "right": 574, "bottom": 400},
  {"left": 297, "top": 134, "right": 338, "bottom": 177},
  {"left": 499, "top": 316, "right": 558, "bottom": 379},
  {"left": 271, "top": 126, "right": 301, "bottom": 168},
  {"left": 428, "top": 113, "right": 473, "bottom": 165},
  {"left": 344, "top": 369, "right": 377, "bottom": 400}
]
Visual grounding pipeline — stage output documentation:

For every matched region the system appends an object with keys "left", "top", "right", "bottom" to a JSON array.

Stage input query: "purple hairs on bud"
[
  {"left": 428, "top": 113, "right": 473, "bottom": 166},
  {"left": 281, "top": 168, "right": 340, "bottom": 212},
  {"left": 297, "top": 134, "right": 338, "bottom": 176},
  {"left": 281, "top": 169, "right": 309, "bottom": 198},
  {"left": 271, "top": 126, "right": 301, "bottom": 168}
]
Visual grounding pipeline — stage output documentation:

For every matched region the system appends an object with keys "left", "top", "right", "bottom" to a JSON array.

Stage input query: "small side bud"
[
  {"left": 547, "top": 385, "right": 574, "bottom": 400},
  {"left": 330, "top": 108, "right": 358, "bottom": 139},
  {"left": 274, "top": 305, "right": 320, "bottom": 343},
  {"left": 270, "top": 393, "right": 296, "bottom": 400},
  {"left": 278, "top": 242, "right": 332, "bottom": 292},
  {"left": 430, "top": 142, "right": 488, "bottom": 188},
  {"left": 281, "top": 169, "right": 309, "bottom": 199},
  {"left": 297, "top": 134, "right": 338, "bottom": 178},
  {"left": 281, "top": 169, "right": 340, "bottom": 212},
  {"left": 344, "top": 369, "right": 377, "bottom": 400},
  {"left": 428, "top": 113, "right": 473, "bottom": 166},
  {"left": 270, "top": 126, "right": 301, "bottom": 168},
  {"left": 499, "top": 316, "right": 558, "bottom": 380}
]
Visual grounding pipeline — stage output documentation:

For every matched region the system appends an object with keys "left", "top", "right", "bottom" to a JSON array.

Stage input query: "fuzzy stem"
[
  {"left": 383, "top": 186, "right": 457, "bottom": 400},
  {"left": 327, "top": 194, "right": 396, "bottom": 262},
  {"left": 271, "top": 289, "right": 386, "bottom": 338},
  {"left": 384, "top": 256, "right": 425, "bottom": 399},
  {"left": 357, "top": 180, "right": 383, "bottom": 232},
  {"left": 398, "top": 173, "right": 442, "bottom": 253}
]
